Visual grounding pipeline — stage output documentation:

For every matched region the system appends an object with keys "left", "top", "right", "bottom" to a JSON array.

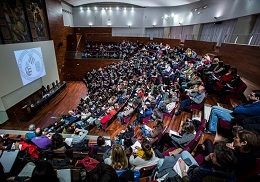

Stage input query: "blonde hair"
[{"left": 111, "top": 144, "right": 128, "bottom": 170}]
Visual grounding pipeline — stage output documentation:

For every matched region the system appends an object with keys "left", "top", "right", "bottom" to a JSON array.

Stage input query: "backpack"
[{"left": 76, "top": 156, "right": 99, "bottom": 171}]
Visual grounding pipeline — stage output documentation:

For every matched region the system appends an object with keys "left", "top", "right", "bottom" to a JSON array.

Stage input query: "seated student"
[
  {"left": 71, "top": 127, "right": 88, "bottom": 144},
  {"left": 104, "top": 144, "right": 128, "bottom": 170},
  {"left": 93, "top": 136, "right": 111, "bottom": 155},
  {"left": 116, "top": 124, "right": 134, "bottom": 141},
  {"left": 156, "top": 122, "right": 196, "bottom": 152},
  {"left": 226, "top": 129, "right": 260, "bottom": 174},
  {"left": 206, "top": 90, "right": 260, "bottom": 134},
  {"left": 175, "top": 85, "right": 206, "bottom": 116},
  {"left": 133, "top": 102, "right": 153, "bottom": 126},
  {"left": 117, "top": 102, "right": 134, "bottom": 123},
  {"left": 141, "top": 120, "right": 163, "bottom": 138},
  {"left": 51, "top": 133, "right": 70, "bottom": 151},
  {"left": 31, "top": 128, "right": 52, "bottom": 150},
  {"left": 176, "top": 142, "right": 237, "bottom": 182},
  {"left": 25, "top": 124, "right": 36, "bottom": 140},
  {"left": 129, "top": 139, "right": 159, "bottom": 170},
  {"left": 214, "top": 68, "right": 237, "bottom": 90}
]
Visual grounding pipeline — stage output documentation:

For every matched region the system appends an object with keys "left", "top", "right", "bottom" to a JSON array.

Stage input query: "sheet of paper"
[
  {"left": 64, "top": 138, "right": 73, "bottom": 147},
  {"left": 105, "top": 140, "right": 111, "bottom": 146},
  {"left": 131, "top": 141, "right": 141, "bottom": 152},
  {"left": 169, "top": 130, "right": 181, "bottom": 137},
  {"left": 173, "top": 158, "right": 189, "bottom": 177}
]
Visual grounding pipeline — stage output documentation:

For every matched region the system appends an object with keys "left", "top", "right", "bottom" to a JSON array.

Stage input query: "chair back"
[
  {"left": 183, "top": 130, "right": 202, "bottom": 153},
  {"left": 139, "top": 164, "right": 157, "bottom": 178}
]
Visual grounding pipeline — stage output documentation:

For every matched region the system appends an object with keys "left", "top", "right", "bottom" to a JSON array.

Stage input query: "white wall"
[
  {"left": 0, "top": 41, "right": 59, "bottom": 122},
  {"left": 62, "top": 2, "right": 74, "bottom": 27},
  {"left": 70, "top": 0, "right": 260, "bottom": 28}
]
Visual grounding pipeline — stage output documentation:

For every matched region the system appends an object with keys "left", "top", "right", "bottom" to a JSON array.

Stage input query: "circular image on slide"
[{"left": 18, "top": 48, "right": 44, "bottom": 82}]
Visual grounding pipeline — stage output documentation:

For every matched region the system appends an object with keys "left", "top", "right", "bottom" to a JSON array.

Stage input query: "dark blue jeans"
[{"left": 179, "top": 99, "right": 191, "bottom": 111}]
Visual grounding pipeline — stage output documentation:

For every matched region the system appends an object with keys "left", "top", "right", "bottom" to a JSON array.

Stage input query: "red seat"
[
  {"left": 139, "top": 164, "right": 157, "bottom": 178},
  {"left": 222, "top": 80, "right": 247, "bottom": 104}
]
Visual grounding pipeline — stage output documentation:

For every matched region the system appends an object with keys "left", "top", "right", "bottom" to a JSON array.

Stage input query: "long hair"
[
  {"left": 111, "top": 144, "right": 128, "bottom": 170},
  {"left": 31, "top": 161, "right": 59, "bottom": 182},
  {"left": 51, "top": 133, "right": 64, "bottom": 149},
  {"left": 141, "top": 139, "right": 153, "bottom": 160},
  {"left": 182, "top": 122, "right": 195, "bottom": 134}
]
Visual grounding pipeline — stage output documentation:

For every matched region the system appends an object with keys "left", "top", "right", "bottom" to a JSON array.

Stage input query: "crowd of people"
[{"left": 1, "top": 40, "right": 260, "bottom": 182}]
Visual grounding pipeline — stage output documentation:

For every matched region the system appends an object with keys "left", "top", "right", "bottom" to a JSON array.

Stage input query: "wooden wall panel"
[
  {"left": 65, "top": 59, "right": 121, "bottom": 81},
  {"left": 45, "top": 0, "right": 74, "bottom": 81},
  {"left": 85, "top": 36, "right": 150, "bottom": 44},
  {"left": 219, "top": 43, "right": 260, "bottom": 88},
  {"left": 153, "top": 38, "right": 181, "bottom": 48},
  {"left": 74, "top": 27, "right": 112, "bottom": 51},
  {"left": 184, "top": 40, "right": 216, "bottom": 55}
]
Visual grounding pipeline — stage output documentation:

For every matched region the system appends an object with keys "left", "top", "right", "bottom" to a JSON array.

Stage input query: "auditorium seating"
[{"left": 222, "top": 79, "right": 247, "bottom": 104}]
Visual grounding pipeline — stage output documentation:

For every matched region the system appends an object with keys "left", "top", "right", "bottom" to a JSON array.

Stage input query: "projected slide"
[{"left": 14, "top": 47, "right": 46, "bottom": 86}]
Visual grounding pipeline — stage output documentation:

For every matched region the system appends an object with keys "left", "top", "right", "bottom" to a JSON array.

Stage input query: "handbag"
[{"left": 76, "top": 156, "right": 99, "bottom": 171}]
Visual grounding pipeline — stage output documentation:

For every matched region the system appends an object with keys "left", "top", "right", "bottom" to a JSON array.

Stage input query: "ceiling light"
[
  {"left": 194, "top": 8, "right": 197, "bottom": 11},
  {"left": 80, "top": 7, "right": 83, "bottom": 10},
  {"left": 109, "top": 7, "right": 112, "bottom": 10},
  {"left": 94, "top": 7, "right": 97, "bottom": 10},
  {"left": 203, "top": 5, "right": 207, "bottom": 9},
  {"left": 197, "top": 11, "right": 201, "bottom": 14},
  {"left": 164, "top": 15, "right": 168, "bottom": 19},
  {"left": 171, "top": 13, "right": 174, "bottom": 17},
  {"left": 116, "top": 7, "right": 119, "bottom": 10}
]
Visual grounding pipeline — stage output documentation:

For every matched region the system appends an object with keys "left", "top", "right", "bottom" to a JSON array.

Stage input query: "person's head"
[
  {"left": 229, "top": 68, "right": 237, "bottom": 75},
  {"left": 31, "top": 161, "right": 59, "bottom": 182},
  {"left": 212, "top": 142, "right": 237, "bottom": 171},
  {"left": 248, "top": 90, "right": 260, "bottom": 102},
  {"left": 182, "top": 122, "right": 195, "bottom": 134},
  {"left": 51, "top": 133, "right": 64, "bottom": 149},
  {"left": 90, "top": 163, "right": 119, "bottom": 182},
  {"left": 35, "top": 128, "right": 43, "bottom": 137},
  {"left": 198, "top": 85, "right": 205, "bottom": 93},
  {"left": 29, "top": 124, "right": 35, "bottom": 131},
  {"left": 111, "top": 144, "right": 128, "bottom": 170},
  {"left": 126, "top": 124, "right": 133, "bottom": 131},
  {"left": 97, "top": 136, "right": 106, "bottom": 146},
  {"left": 141, "top": 139, "right": 153, "bottom": 160},
  {"left": 233, "top": 130, "right": 260, "bottom": 153}
]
